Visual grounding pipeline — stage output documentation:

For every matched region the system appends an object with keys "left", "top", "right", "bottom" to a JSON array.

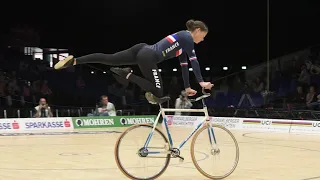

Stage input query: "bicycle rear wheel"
[
  {"left": 114, "top": 124, "right": 171, "bottom": 180},
  {"left": 190, "top": 123, "right": 239, "bottom": 179}
]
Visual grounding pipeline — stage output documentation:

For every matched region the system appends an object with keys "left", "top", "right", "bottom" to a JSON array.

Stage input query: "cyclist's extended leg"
[
  {"left": 54, "top": 43, "right": 146, "bottom": 69},
  {"left": 111, "top": 48, "right": 164, "bottom": 98}
]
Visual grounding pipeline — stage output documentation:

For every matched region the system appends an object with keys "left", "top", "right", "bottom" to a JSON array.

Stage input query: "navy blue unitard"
[
  {"left": 147, "top": 30, "right": 204, "bottom": 88},
  {"left": 74, "top": 30, "right": 204, "bottom": 97}
]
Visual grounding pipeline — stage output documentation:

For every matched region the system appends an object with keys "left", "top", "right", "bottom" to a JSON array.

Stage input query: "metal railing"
[
  {"left": 0, "top": 107, "right": 136, "bottom": 118},
  {"left": 1, "top": 106, "right": 320, "bottom": 121}
]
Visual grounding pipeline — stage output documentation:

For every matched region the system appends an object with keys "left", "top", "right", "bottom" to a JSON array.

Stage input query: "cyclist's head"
[{"left": 186, "top": 19, "right": 208, "bottom": 44}]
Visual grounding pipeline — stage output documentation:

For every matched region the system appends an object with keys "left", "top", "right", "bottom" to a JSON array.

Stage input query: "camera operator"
[
  {"left": 175, "top": 90, "right": 193, "bottom": 116},
  {"left": 33, "top": 98, "right": 53, "bottom": 118}
]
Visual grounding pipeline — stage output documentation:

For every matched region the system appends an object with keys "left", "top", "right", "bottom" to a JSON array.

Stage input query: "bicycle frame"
[{"left": 143, "top": 94, "right": 217, "bottom": 154}]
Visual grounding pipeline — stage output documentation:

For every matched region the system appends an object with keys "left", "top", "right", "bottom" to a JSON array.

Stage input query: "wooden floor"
[{"left": 0, "top": 126, "right": 319, "bottom": 180}]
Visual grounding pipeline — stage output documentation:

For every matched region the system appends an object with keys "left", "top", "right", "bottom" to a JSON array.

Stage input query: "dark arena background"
[{"left": 0, "top": 0, "right": 320, "bottom": 180}]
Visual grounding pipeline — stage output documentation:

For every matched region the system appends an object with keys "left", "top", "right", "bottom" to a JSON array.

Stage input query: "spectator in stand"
[
  {"left": 95, "top": 95, "right": 116, "bottom": 116},
  {"left": 175, "top": 90, "right": 193, "bottom": 116},
  {"left": 33, "top": 98, "right": 53, "bottom": 118},
  {"left": 306, "top": 86, "right": 318, "bottom": 110}
]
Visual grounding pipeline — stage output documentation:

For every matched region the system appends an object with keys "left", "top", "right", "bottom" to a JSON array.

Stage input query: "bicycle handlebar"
[{"left": 202, "top": 88, "right": 211, "bottom": 96}]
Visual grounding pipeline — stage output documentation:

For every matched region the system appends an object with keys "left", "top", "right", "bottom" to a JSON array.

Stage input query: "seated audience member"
[
  {"left": 175, "top": 90, "right": 193, "bottom": 116},
  {"left": 34, "top": 98, "right": 53, "bottom": 117},
  {"left": 96, "top": 95, "right": 116, "bottom": 116}
]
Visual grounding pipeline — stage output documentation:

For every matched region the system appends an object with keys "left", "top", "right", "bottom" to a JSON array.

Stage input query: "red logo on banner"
[
  {"left": 12, "top": 121, "right": 20, "bottom": 129},
  {"left": 64, "top": 120, "right": 71, "bottom": 127}
]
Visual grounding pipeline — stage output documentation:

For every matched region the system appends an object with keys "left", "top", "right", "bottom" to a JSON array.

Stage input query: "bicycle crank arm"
[{"left": 175, "top": 155, "right": 184, "bottom": 162}]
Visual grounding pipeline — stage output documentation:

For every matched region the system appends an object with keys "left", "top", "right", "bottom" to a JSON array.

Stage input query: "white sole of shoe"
[
  {"left": 54, "top": 55, "right": 74, "bottom": 69},
  {"left": 145, "top": 92, "right": 157, "bottom": 104}
]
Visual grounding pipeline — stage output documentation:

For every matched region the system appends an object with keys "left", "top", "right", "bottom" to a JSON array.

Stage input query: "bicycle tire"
[
  {"left": 190, "top": 123, "right": 239, "bottom": 179},
  {"left": 114, "top": 124, "right": 171, "bottom": 180}
]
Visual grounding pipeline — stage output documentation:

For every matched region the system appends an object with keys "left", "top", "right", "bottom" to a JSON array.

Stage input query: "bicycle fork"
[{"left": 207, "top": 122, "right": 220, "bottom": 156}]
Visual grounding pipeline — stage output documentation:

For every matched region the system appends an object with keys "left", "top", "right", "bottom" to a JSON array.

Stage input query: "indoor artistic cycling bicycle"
[{"left": 114, "top": 89, "right": 239, "bottom": 180}]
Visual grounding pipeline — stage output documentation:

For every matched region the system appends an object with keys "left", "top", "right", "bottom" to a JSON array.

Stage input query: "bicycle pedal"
[{"left": 177, "top": 155, "right": 184, "bottom": 162}]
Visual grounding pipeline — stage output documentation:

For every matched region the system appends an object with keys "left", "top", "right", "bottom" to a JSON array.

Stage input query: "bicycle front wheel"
[
  {"left": 114, "top": 124, "right": 171, "bottom": 180},
  {"left": 190, "top": 123, "right": 239, "bottom": 179}
]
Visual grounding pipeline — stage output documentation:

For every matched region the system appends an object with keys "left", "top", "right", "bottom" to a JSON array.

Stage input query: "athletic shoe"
[
  {"left": 54, "top": 55, "right": 75, "bottom": 70},
  {"left": 145, "top": 92, "right": 157, "bottom": 104},
  {"left": 110, "top": 67, "right": 132, "bottom": 78},
  {"left": 145, "top": 92, "right": 171, "bottom": 105}
]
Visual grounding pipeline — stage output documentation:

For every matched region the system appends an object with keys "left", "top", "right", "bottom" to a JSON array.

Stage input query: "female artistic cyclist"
[{"left": 54, "top": 19, "right": 213, "bottom": 103}]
